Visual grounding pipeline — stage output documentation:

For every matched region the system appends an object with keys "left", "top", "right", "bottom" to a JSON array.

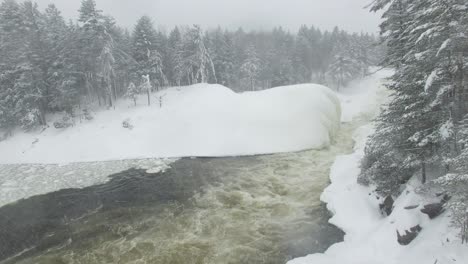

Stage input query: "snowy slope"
[{"left": 0, "top": 83, "right": 340, "bottom": 164}]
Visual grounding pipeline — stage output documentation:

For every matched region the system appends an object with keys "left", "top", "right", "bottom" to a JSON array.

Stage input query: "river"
[{"left": 0, "top": 105, "right": 381, "bottom": 264}]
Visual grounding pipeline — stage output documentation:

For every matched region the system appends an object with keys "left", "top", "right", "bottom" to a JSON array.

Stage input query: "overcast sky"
[{"left": 30, "top": 0, "right": 381, "bottom": 33}]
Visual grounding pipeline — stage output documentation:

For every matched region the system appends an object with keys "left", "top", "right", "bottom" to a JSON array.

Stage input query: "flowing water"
[{"left": 0, "top": 113, "right": 374, "bottom": 264}]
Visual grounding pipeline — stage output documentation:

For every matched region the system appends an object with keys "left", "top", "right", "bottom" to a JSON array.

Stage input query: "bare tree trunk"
[
  {"left": 421, "top": 158, "right": 426, "bottom": 184},
  {"left": 112, "top": 72, "right": 117, "bottom": 102},
  {"left": 461, "top": 212, "right": 467, "bottom": 244},
  {"left": 85, "top": 73, "right": 93, "bottom": 103},
  {"left": 147, "top": 86, "right": 151, "bottom": 106}
]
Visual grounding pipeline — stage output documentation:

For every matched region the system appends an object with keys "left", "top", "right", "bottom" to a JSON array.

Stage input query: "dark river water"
[{"left": 0, "top": 118, "right": 369, "bottom": 264}]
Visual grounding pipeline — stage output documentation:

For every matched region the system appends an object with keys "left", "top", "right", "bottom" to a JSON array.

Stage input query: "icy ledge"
[
  {"left": 0, "top": 83, "right": 340, "bottom": 164},
  {"left": 288, "top": 124, "right": 468, "bottom": 264}
]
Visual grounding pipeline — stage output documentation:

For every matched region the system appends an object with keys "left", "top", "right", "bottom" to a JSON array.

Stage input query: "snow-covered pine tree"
[
  {"left": 293, "top": 25, "right": 314, "bottom": 83},
  {"left": 77, "top": 0, "right": 109, "bottom": 105},
  {"left": 78, "top": 0, "right": 101, "bottom": 27},
  {"left": 125, "top": 82, "right": 139, "bottom": 106},
  {"left": 166, "top": 26, "right": 182, "bottom": 86},
  {"left": 131, "top": 16, "right": 166, "bottom": 90},
  {"left": 99, "top": 34, "right": 115, "bottom": 107},
  {"left": 362, "top": 1, "right": 468, "bottom": 239},
  {"left": 48, "top": 20, "right": 83, "bottom": 115},
  {"left": 268, "top": 27, "right": 295, "bottom": 88},
  {"left": 360, "top": 0, "right": 427, "bottom": 193},
  {"left": 0, "top": 0, "right": 24, "bottom": 131},
  {"left": 240, "top": 45, "right": 261, "bottom": 91},
  {"left": 139, "top": 74, "right": 152, "bottom": 106},
  {"left": 420, "top": 0, "right": 468, "bottom": 242},
  {"left": 208, "top": 28, "right": 237, "bottom": 87},
  {"left": 175, "top": 25, "right": 216, "bottom": 85},
  {"left": 326, "top": 55, "right": 356, "bottom": 91}
]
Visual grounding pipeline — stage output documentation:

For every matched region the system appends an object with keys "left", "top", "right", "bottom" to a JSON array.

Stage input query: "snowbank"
[
  {"left": 0, "top": 83, "right": 340, "bottom": 164},
  {"left": 288, "top": 118, "right": 468, "bottom": 263}
]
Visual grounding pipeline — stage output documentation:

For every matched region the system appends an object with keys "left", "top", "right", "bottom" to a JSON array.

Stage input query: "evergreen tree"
[
  {"left": 361, "top": 1, "right": 468, "bottom": 241},
  {"left": 124, "top": 82, "right": 139, "bottom": 106},
  {"left": 132, "top": 16, "right": 166, "bottom": 89},
  {"left": 208, "top": 28, "right": 236, "bottom": 87},
  {"left": 166, "top": 26, "right": 182, "bottom": 85},
  {"left": 241, "top": 45, "right": 261, "bottom": 91},
  {"left": 175, "top": 25, "right": 216, "bottom": 85}
]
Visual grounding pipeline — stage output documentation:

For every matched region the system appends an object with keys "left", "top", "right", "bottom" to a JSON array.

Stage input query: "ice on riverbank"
[{"left": 0, "top": 158, "right": 174, "bottom": 207}]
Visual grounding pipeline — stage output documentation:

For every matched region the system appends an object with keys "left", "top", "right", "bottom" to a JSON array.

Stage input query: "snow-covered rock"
[{"left": 0, "top": 83, "right": 341, "bottom": 164}]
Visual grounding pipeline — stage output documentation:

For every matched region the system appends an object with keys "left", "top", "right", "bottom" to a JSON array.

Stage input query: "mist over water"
[{"left": 0, "top": 114, "right": 375, "bottom": 264}]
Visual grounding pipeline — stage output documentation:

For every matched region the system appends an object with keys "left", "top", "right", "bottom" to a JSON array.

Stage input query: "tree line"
[
  {"left": 0, "top": 0, "right": 383, "bottom": 134},
  {"left": 360, "top": 0, "right": 468, "bottom": 242}
]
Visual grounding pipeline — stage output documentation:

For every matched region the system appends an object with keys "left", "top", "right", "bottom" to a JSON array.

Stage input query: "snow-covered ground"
[
  {"left": 0, "top": 83, "right": 340, "bottom": 164},
  {"left": 289, "top": 71, "right": 468, "bottom": 264}
]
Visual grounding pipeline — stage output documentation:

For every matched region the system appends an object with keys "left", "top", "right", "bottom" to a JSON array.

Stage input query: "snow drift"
[{"left": 0, "top": 83, "right": 341, "bottom": 164}]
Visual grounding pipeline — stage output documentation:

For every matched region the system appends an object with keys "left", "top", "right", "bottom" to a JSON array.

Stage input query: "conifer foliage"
[{"left": 360, "top": 0, "right": 468, "bottom": 240}]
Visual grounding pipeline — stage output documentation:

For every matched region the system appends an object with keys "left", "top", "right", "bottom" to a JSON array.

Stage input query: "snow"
[
  {"left": 437, "top": 39, "right": 451, "bottom": 56},
  {"left": 337, "top": 68, "right": 392, "bottom": 123},
  {"left": 288, "top": 72, "right": 468, "bottom": 264},
  {"left": 439, "top": 120, "right": 454, "bottom": 140},
  {"left": 0, "top": 83, "right": 340, "bottom": 164},
  {"left": 425, "top": 69, "right": 439, "bottom": 92},
  {"left": 0, "top": 158, "right": 173, "bottom": 207}
]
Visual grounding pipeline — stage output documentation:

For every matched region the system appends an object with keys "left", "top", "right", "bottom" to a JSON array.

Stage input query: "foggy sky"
[{"left": 29, "top": 0, "right": 381, "bottom": 33}]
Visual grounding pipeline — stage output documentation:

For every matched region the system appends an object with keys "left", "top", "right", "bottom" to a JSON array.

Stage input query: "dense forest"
[
  {"left": 360, "top": 0, "right": 468, "bottom": 242},
  {"left": 0, "top": 0, "right": 384, "bottom": 134}
]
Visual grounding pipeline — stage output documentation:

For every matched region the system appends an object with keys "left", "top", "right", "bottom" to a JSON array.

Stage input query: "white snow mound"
[{"left": 0, "top": 83, "right": 341, "bottom": 164}]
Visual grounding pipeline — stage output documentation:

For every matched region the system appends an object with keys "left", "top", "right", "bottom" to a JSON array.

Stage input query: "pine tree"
[
  {"left": 166, "top": 26, "right": 182, "bottom": 85},
  {"left": 208, "top": 28, "right": 236, "bottom": 87},
  {"left": 0, "top": 0, "right": 25, "bottom": 131},
  {"left": 241, "top": 45, "right": 261, "bottom": 91},
  {"left": 175, "top": 25, "right": 216, "bottom": 85},
  {"left": 132, "top": 16, "right": 166, "bottom": 89},
  {"left": 326, "top": 55, "right": 356, "bottom": 90},
  {"left": 139, "top": 74, "right": 152, "bottom": 106},
  {"left": 99, "top": 35, "right": 115, "bottom": 107},
  {"left": 125, "top": 82, "right": 139, "bottom": 106},
  {"left": 293, "top": 25, "right": 313, "bottom": 83},
  {"left": 362, "top": 0, "right": 468, "bottom": 227},
  {"left": 78, "top": 0, "right": 101, "bottom": 26}
]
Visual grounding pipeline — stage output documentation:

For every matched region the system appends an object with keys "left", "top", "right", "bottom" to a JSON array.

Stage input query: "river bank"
[{"left": 289, "top": 71, "right": 468, "bottom": 264}]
